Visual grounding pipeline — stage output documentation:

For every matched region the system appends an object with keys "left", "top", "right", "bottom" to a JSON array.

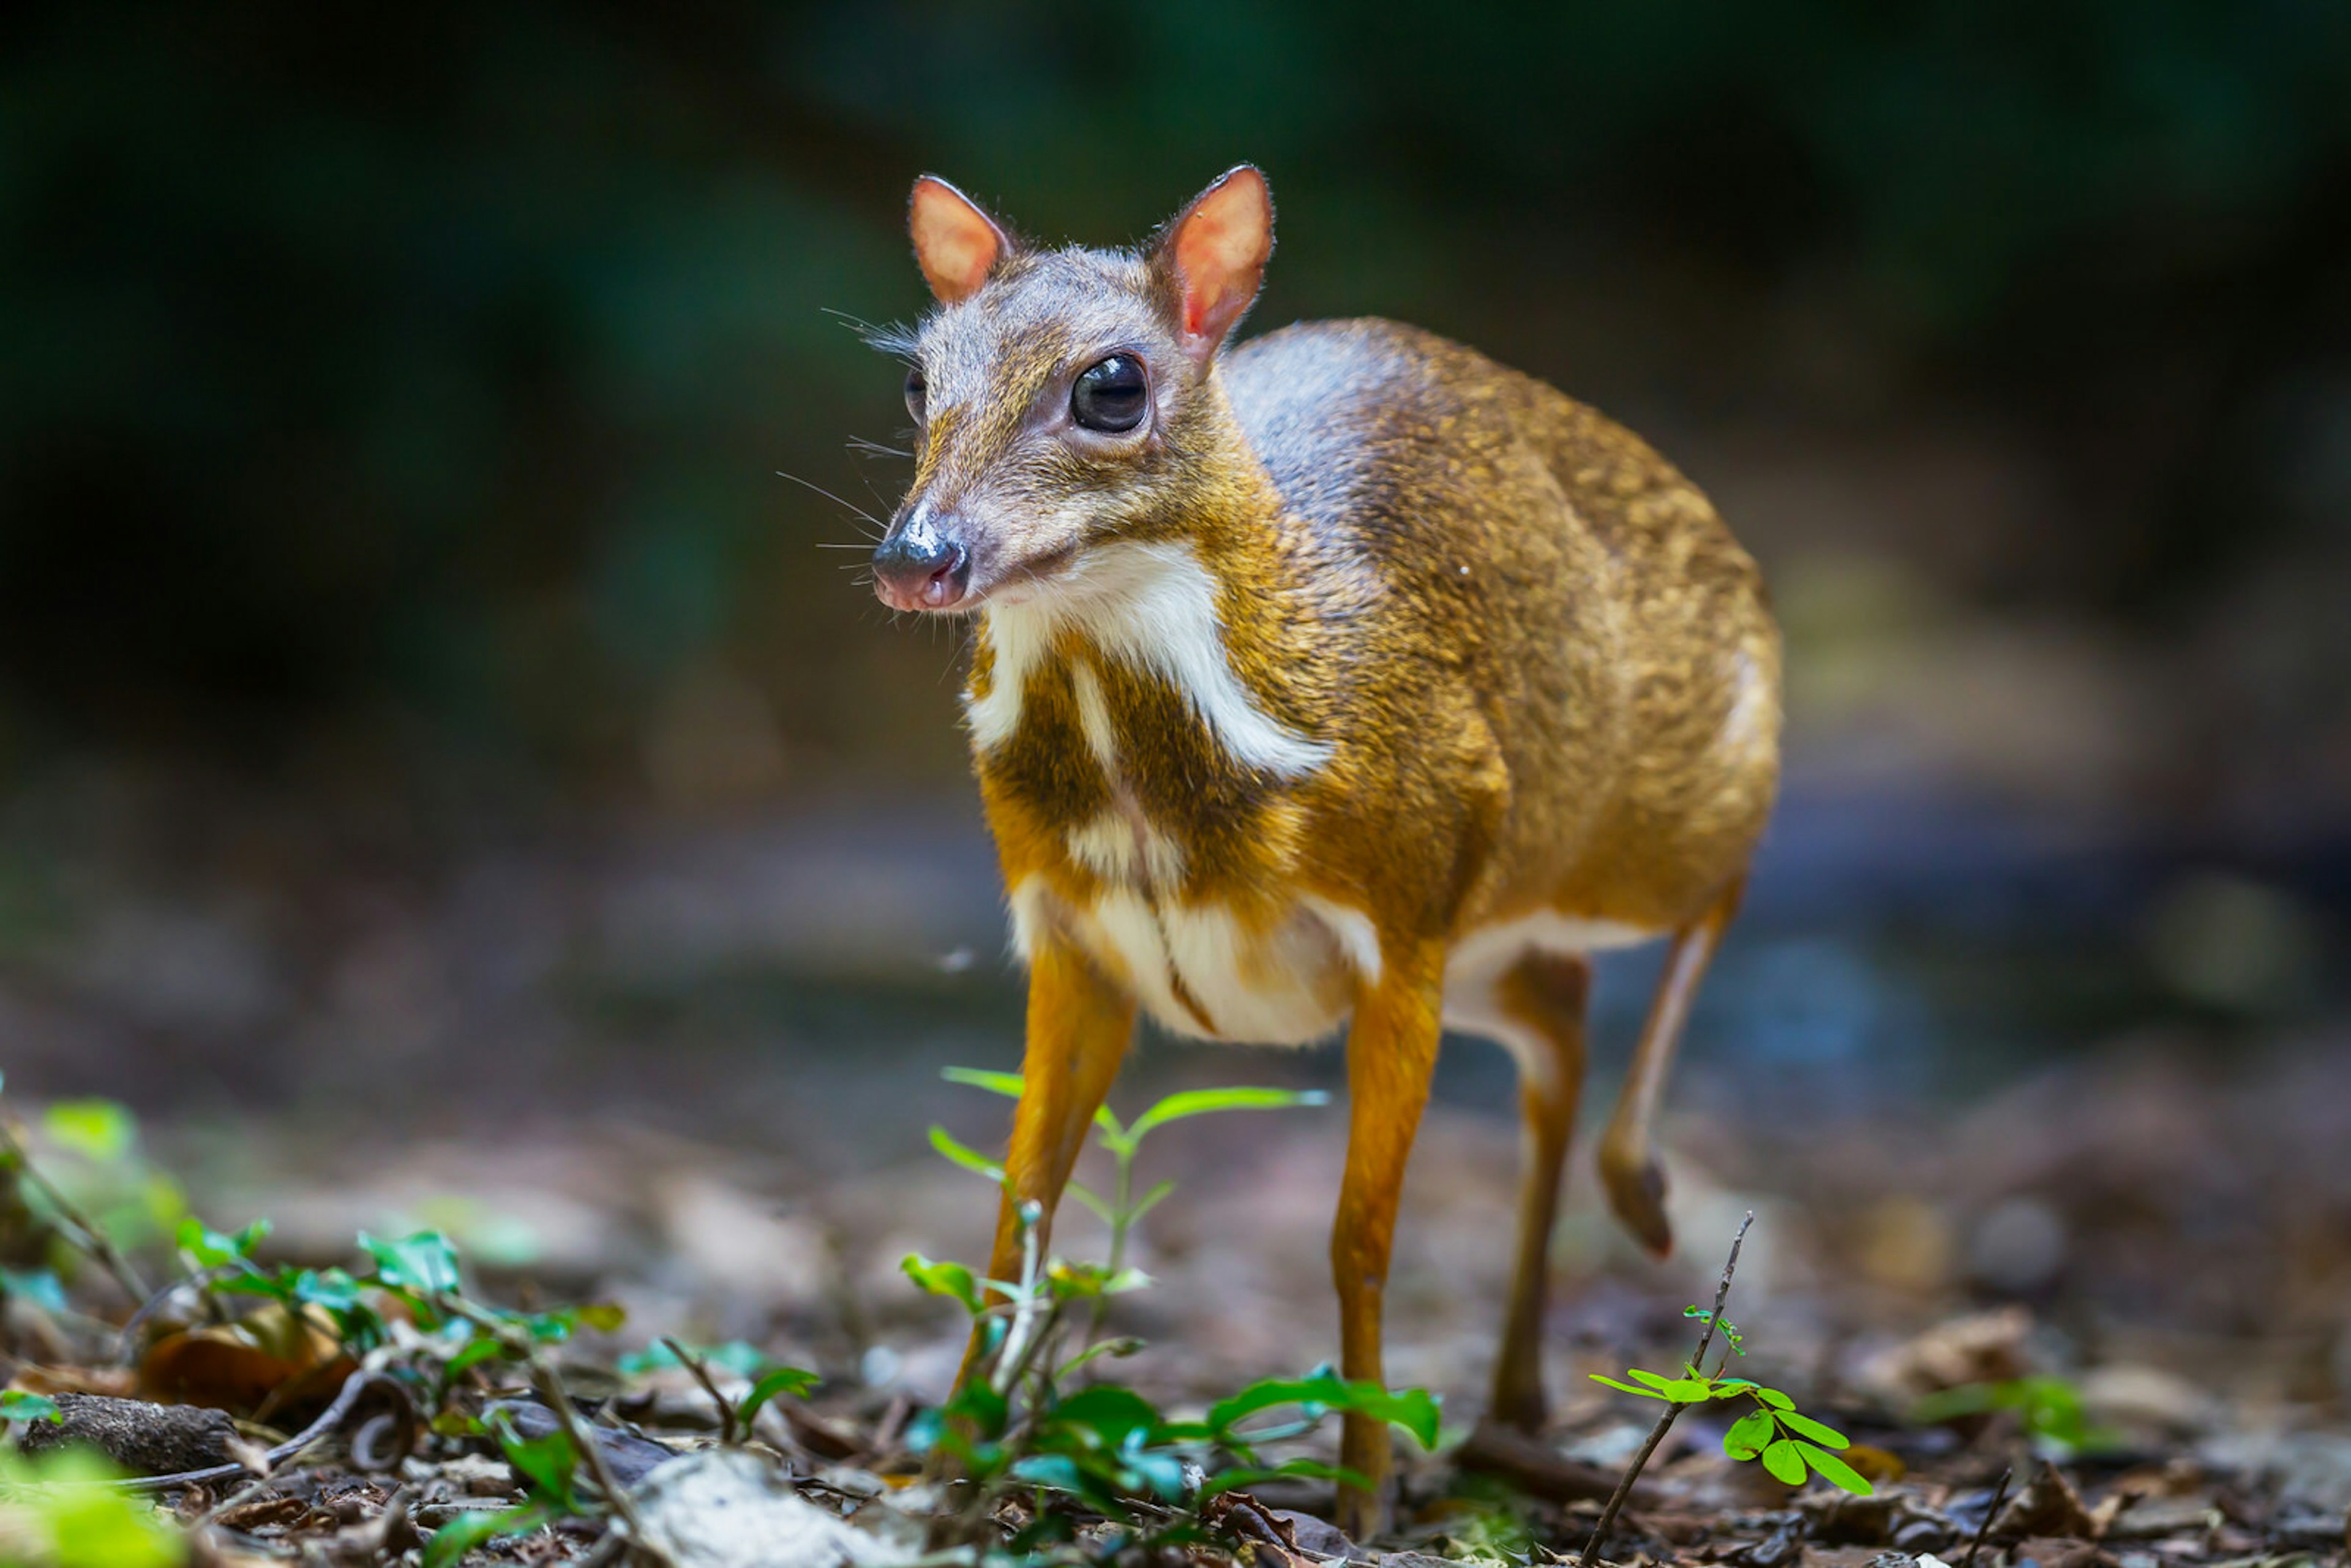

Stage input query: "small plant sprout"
[
  {"left": 1592, "top": 1367, "right": 1871, "bottom": 1493},
  {"left": 904, "top": 1083, "right": 1439, "bottom": 1558},
  {"left": 1910, "top": 1375, "right": 2120, "bottom": 1458},
  {"left": 1581, "top": 1214, "right": 1871, "bottom": 1567},
  {"left": 932, "top": 1068, "right": 1327, "bottom": 1339}
]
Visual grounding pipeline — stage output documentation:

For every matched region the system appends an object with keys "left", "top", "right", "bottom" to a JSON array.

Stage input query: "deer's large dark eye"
[
  {"left": 904, "top": 367, "right": 928, "bottom": 421},
  {"left": 1071, "top": 354, "right": 1147, "bottom": 433}
]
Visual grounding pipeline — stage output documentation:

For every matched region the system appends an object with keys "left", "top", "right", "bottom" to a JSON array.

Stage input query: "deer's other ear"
[
  {"left": 909, "top": 176, "right": 1012, "bottom": 304},
  {"left": 1156, "top": 165, "right": 1273, "bottom": 364}
]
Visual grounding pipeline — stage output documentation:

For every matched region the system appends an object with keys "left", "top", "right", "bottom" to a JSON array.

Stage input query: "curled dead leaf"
[{"left": 138, "top": 1301, "right": 354, "bottom": 1420}]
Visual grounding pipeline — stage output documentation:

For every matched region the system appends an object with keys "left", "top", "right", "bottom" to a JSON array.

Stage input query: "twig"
[
  {"left": 0, "top": 1119, "right": 151, "bottom": 1306},
  {"left": 1580, "top": 1210, "right": 1755, "bottom": 1568},
  {"left": 193, "top": 1460, "right": 314, "bottom": 1528},
  {"left": 1963, "top": 1463, "right": 2015, "bottom": 1568},
  {"left": 661, "top": 1337, "right": 738, "bottom": 1444},
  {"left": 531, "top": 1359, "right": 647, "bottom": 1544},
  {"left": 26, "top": 1368, "right": 407, "bottom": 1495}
]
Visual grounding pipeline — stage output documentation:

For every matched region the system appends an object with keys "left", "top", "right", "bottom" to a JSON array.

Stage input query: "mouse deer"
[{"left": 868, "top": 165, "right": 1780, "bottom": 1536}]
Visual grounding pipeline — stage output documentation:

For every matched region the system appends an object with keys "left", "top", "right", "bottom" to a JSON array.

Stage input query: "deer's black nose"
[{"left": 872, "top": 514, "right": 972, "bottom": 611}]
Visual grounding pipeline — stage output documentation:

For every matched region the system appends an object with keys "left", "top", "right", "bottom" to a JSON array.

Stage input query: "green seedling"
[
  {"left": 932, "top": 1068, "right": 1326, "bottom": 1339},
  {"left": 421, "top": 1405, "right": 596, "bottom": 1568},
  {"left": 1911, "top": 1375, "right": 2120, "bottom": 1458},
  {"left": 1592, "top": 1364, "right": 1872, "bottom": 1493},
  {"left": 627, "top": 1338, "right": 820, "bottom": 1444},
  {"left": 903, "top": 1198, "right": 1439, "bottom": 1557}
]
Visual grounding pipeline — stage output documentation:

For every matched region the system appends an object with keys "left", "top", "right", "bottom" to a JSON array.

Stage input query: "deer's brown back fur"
[{"left": 1223, "top": 318, "right": 1777, "bottom": 937}]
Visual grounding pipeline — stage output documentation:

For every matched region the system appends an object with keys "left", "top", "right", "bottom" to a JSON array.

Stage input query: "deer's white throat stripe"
[{"left": 965, "top": 541, "right": 1329, "bottom": 776}]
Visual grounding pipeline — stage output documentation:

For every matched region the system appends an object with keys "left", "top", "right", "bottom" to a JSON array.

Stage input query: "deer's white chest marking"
[
  {"left": 964, "top": 540, "right": 1329, "bottom": 777},
  {"left": 980, "top": 541, "right": 1354, "bottom": 1044}
]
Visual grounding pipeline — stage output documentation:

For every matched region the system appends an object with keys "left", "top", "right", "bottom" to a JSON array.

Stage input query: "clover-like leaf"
[
  {"left": 1590, "top": 1375, "right": 1671, "bottom": 1400},
  {"left": 1722, "top": 1408, "right": 1775, "bottom": 1460},
  {"left": 1777, "top": 1409, "right": 1850, "bottom": 1449},
  {"left": 1761, "top": 1437, "right": 1807, "bottom": 1485},
  {"left": 1795, "top": 1440, "right": 1873, "bottom": 1495}
]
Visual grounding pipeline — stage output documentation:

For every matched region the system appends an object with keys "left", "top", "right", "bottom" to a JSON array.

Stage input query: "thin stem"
[
  {"left": 1085, "top": 1144, "right": 1135, "bottom": 1353},
  {"left": 0, "top": 1120, "right": 151, "bottom": 1305},
  {"left": 439, "top": 1293, "right": 646, "bottom": 1542},
  {"left": 533, "top": 1360, "right": 645, "bottom": 1541},
  {"left": 989, "top": 1204, "right": 1048, "bottom": 1397},
  {"left": 1964, "top": 1464, "right": 2015, "bottom": 1568},
  {"left": 662, "top": 1337, "right": 738, "bottom": 1444},
  {"left": 1580, "top": 1210, "right": 1754, "bottom": 1568}
]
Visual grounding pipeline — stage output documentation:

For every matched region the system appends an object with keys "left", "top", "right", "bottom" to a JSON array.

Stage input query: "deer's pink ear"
[
  {"left": 1158, "top": 165, "right": 1273, "bottom": 363},
  {"left": 909, "top": 176, "right": 1010, "bottom": 304}
]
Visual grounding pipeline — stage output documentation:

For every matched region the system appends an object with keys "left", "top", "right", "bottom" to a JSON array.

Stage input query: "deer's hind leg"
[
  {"left": 1472, "top": 949, "right": 1594, "bottom": 1434},
  {"left": 1597, "top": 877, "right": 1744, "bottom": 1258}
]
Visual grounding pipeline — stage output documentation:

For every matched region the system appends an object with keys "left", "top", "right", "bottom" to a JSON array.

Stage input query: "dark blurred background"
[{"left": 1, "top": 0, "right": 2347, "bottom": 1304}]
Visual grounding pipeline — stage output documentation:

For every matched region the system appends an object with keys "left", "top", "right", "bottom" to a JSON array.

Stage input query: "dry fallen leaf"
[{"left": 138, "top": 1301, "right": 354, "bottom": 1419}]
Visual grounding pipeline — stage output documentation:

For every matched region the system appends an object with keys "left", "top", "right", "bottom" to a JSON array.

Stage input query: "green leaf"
[
  {"left": 1753, "top": 1386, "right": 1795, "bottom": 1411},
  {"left": 928, "top": 1125, "right": 1007, "bottom": 1185},
  {"left": 424, "top": 1504, "right": 554, "bottom": 1568},
  {"left": 1722, "top": 1408, "right": 1775, "bottom": 1460},
  {"left": 0, "top": 1390, "right": 62, "bottom": 1425},
  {"left": 1065, "top": 1185, "right": 1116, "bottom": 1224},
  {"left": 42, "top": 1100, "right": 136, "bottom": 1163},
  {"left": 572, "top": 1301, "right": 625, "bottom": 1334},
  {"left": 1043, "top": 1261, "right": 1151, "bottom": 1300},
  {"left": 1777, "top": 1409, "right": 1850, "bottom": 1449},
  {"left": 1209, "top": 1373, "right": 1441, "bottom": 1449},
  {"left": 443, "top": 1335, "right": 509, "bottom": 1380},
  {"left": 359, "top": 1230, "right": 462, "bottom": 1294},
  {"left": 738, "top": 1366, "right": 821, "bottom": 1427},
  {"left": 1124, "top": 1087, "right": 1329, "bottom": 1142},
  {"left": 1127, "top": 1179, "right": 1177, "bottom": 1226},
  {"left": 1049, "top": 1384, "right": 1163, "bottom": 1446},
  {"left": 1122, "top": 1444, "right": 1190, "bottom": 1501},
  {"left": 1794, "top": 1441, "right": 1873, "bottom": 1496},
  {"left": 1761, "top": 1437, "right": 1807, "bottom": 1485},
  {"left": 1589, "top": 1375, "right": 1671, "bottom": 1400},
  {"left": 901, "top": 1253, "right": 984, "bottom": 1313},
  {"left": 945, "top": 1378, "right": 1010, "bottom": 1441},
  {"left": 1619, "top": 1367, "right": 1712, "bottom": 1401},
  {"left": 491, "top": 1417, "right": 581, "bottom": 1508},
  {"left": 940, "top": 1067, "right": 1026, "bottom": 1098},
  {"left": 1008, "top": 1452, "right": 1086, "bottom": 1493},
  {"left": 1198, "top": 1457, "right": 1374, "bottom": 1501}
]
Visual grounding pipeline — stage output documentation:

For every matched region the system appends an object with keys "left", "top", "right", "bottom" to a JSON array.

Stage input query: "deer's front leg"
[
  {"left": 961, "top": 937, "right": 1136, "bottom": 1381},
  {"left": 1331, "top": 938, "right": 1445, "bottom": 1540}
]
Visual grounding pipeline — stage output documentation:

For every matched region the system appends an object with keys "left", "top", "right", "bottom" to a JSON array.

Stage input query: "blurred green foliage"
[{"left": 3, "top": 1, "right": 2345, "bottom": 795}]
